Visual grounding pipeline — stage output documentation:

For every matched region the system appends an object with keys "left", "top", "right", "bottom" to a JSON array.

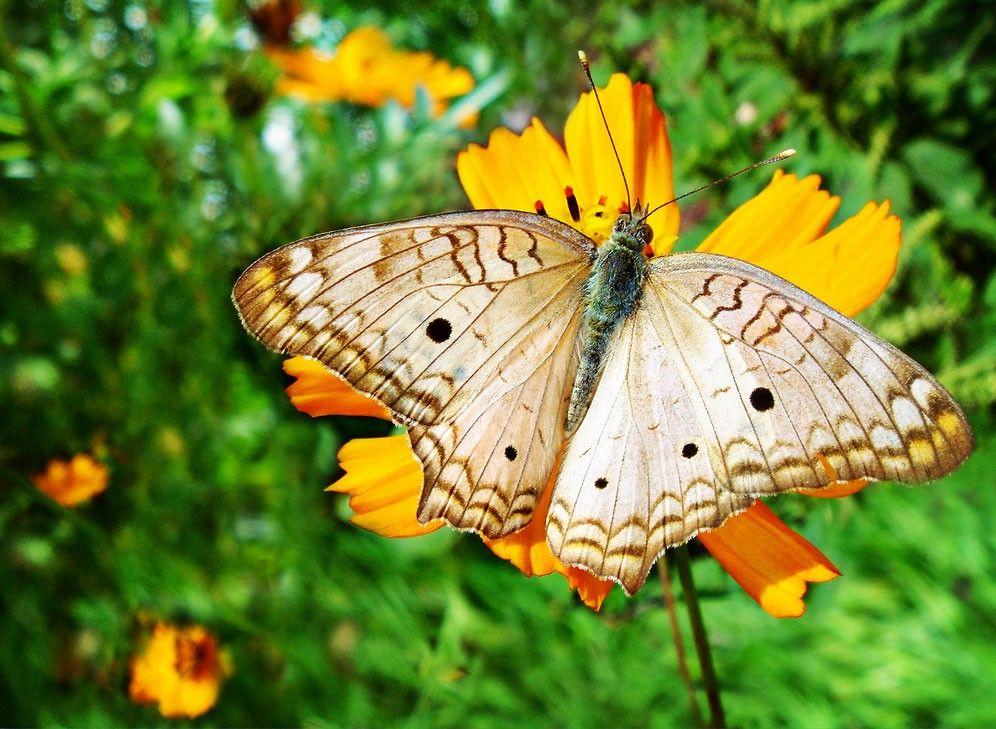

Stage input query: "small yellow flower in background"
[
  {"left": 32, "top": 454, "right": 108, "bottom": 507},
  {"left": 54, "top": 243, "right": 88, "bottom": 276},
  {"left": 263, "top": 25, "right": 475, "bottom": 123},
  {"left": 129, "top": 623, "right": 225, "bottom": 719},
  {"left": 280, "top": 73, "right": 902, "bottom": 618}
]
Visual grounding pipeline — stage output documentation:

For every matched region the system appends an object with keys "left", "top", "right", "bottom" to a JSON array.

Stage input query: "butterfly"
[
  {"left": 233, "top": 198, "right": 973, "bottom": 594},
  {"left": 234, "top": 57, "right": 972, "bottom": 594}
]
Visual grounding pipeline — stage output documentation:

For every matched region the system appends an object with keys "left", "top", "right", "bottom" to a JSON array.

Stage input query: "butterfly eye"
[
  {"left": 594, "top": 477, "right": 608, "bottom": 490},
  {"left": 425, "top": 318, "right": 452, "bottom": 343},
  {"left": 681, "top": 443, "right": 698, "bottom": 458},
  {"left": 749, "top": 387, "right": 775, "bottom": 411},
  {"left": 504, "top": 445, "right": 517, "bottom": 461}
]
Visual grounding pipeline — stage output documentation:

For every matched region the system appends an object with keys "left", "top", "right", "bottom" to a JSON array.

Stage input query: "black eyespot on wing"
[
  {"left": 594, "top": 477, "right": 608, "bottom": 490},
  {"left": 749, "top": 387, "right": 775, "bottom": 411},
  {"left": 681, "top": 443, "right": 698, "bottom": 458},
  {"left": 504, "top": 445, "right": 517, "bottom": 461},
  {"left": 426, "top": 318, "right": 452, "bottom": 343}
]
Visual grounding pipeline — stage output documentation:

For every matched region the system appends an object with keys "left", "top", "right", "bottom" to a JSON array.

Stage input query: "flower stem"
[
  {"left": 658, "top": 556, "right": 704, "bottom": 727},
  {"left": 673, "top": 545, "right": 726, "bottom": 728}
]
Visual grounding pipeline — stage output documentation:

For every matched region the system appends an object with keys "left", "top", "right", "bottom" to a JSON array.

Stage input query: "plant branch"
[
  {"left": 0, "top": 16, "right": 71, "bottom": 161},
  {"left": 659, "top": 556, "right": 704, "bottom": 727},
  {"left": 674, "top": 545, "right": 726, "bottom": 728}
]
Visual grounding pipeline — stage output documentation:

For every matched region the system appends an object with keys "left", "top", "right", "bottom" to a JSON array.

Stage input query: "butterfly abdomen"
[{"left": 567, "top": 240, "right": 647, "bottom": 429}]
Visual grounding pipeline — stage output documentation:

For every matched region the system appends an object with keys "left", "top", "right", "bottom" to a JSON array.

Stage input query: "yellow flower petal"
[
  {"left": 267, "top": 27, "right": 474, "bottom": 118},
  {"left": 457, "top": 120, "right": 574, "bottom": 220},
  {"left": 32, "top": 454, "right": 108, "bottom": 507},
  {"left": 698, "top": 171, "right": 901, "bottom": 316},
  {"left": 328, "top": 435, "right": 442, "bottom": 538},
  {"left": 457, "top": 73, "right": 677, "bottom": 250},
  {"left": 283, "top": 356, "right": 393, "bottom": 421},
  {"left": 129, "top": 623, "right": 223, "bottom": 719},
  {"left": 564, "top": 73, "right": 679, "bottom": 245},
  {"left": 698, "top": 171, "right": 838, "bottom": 258},
  {"left": 796, "top": 454, "right": 869, "bottom": 498},
  {"left": 698, "top": 502, "right": 840, "bottom": 618},
  {"left": 757, "top": 200, "right": 901, "bottom": 317},
  {"left": 266, "top": 45, "right": 345, "bottom": 99}
]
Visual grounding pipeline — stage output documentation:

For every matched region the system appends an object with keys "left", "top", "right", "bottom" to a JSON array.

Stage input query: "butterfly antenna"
[
  {"left": 578, "top": 50, "right": 631, "bottom": 214},
  {"left": 642, "top": 148, "right": 797, "bottom": 222}
]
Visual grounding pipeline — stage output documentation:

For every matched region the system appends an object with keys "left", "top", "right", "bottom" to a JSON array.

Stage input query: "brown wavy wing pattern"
[
  {"left": 412, "top": 309, "right": 581, "bottom": 538},
  {"left": 233, "top": 211, "right": 594, "bottom": 426},
  {"left": 655, "top": 253, "right": 972, "bottom": 485},
  {"left": 547, "top": 252, "right": 972, "bottom": 595}
]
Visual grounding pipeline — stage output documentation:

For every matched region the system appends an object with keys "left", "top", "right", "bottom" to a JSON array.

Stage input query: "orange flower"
[
  {"left": 283, "top": 73, "right": 901, "bottom": 617},
  {"left": 32, "top": 454, "right": 108, "bottom": 507},
  {"left": 265, "top": 26, "right": 474, "bottom": 122},
  {"left": 129, "top": 623, "right": 224, "bottom": 719}
]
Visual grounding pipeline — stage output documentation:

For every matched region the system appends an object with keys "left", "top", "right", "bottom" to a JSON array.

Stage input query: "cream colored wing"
[
  {"left": 548, "top": 252, "right": 972, "bottom": 594},
  {"left": 233, "top": 211, "right": 594, "bottom": 427},
  {"left": 411, "top": 309, "right": 581, "bottom": 537}
]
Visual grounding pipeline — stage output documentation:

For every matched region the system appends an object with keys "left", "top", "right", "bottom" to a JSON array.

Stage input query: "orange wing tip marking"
[
  {"left": 249, "top": 265, "right": 276, "bottom": 290},
  {"left": 937, "top": 411, "right": 963, "bottom": 438}
]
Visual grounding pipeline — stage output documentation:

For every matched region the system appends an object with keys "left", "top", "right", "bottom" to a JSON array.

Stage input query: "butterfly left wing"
[
  {"left": 547, "top": 252, "right": 972, "bottom": 594},
  {"left": 233, "top": 211, "right": 593, "bottom": 427}
]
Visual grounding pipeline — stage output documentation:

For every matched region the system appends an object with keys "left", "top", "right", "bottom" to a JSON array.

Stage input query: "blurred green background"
[{"left": 1, "top": 0, "right": 994, "bottom": 726}]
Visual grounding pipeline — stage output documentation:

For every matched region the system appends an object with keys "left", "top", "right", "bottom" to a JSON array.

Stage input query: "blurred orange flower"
[
  {"left": 129, "top": 623, "right": 224, "bottom": 719},
  {"left": 32, "top": 454, "right": 108, "bottom": 507},
  {"left": 265, "top": 26, "right": 474, "bottom": 122},
  {"left": 281, "top": 73, "right": 901, "bottom": 617}
]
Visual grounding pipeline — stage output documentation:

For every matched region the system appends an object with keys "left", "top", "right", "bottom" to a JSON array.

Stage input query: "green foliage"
[{"left": 0, "top": 0, "right": 993, "bottom": 726}]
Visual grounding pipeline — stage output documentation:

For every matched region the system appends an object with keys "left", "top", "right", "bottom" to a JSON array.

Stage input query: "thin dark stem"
[
  {"left": 659, "top": 557, "right": 704, "bottom": 727},
  {"left": 674, "top": 545, "right": 726, "bottom": 729}
]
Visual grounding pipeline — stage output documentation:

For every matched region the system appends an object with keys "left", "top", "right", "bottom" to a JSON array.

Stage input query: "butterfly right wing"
[
  {"left": 233, "top": 210, "right": 594, "bottom": 427},
  {"left": 546, "top": 252, "right": 972, "bottom": 595}
]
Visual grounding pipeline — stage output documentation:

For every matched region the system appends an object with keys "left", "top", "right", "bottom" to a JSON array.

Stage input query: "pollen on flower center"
[{"left": 579, "top": 194, "right": 619, "bottom": 244}]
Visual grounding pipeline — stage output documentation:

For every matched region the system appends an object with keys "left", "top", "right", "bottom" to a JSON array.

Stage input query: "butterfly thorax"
[{"left": 566, "top": 214, "right": 652, "bottom": 429}]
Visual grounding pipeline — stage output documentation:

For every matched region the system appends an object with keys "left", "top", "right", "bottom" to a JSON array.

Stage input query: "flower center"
[
  {"left": 534, "top": 188, "right": 627, "bottom": 245},
  {"left": 173, "top": 633, "right": 218, "bottom": 680}
]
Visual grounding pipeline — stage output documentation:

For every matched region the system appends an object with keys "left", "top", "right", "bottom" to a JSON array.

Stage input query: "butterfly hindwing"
[
  {"left": 411, "top": 309, "right": 582, "bottom": 537},
  {"left": 547, "top": 252, "right": 972, "bottom": 594},
  {"left": 233, "top": 211, "right": 594, "bottom": 427}
]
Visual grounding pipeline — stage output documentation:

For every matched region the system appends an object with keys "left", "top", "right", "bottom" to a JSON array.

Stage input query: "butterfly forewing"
[
  {"left": 656, "top": 253, "right": 972, "bottom": 483},
  {"left": 548, "top": 252, "right": 972, "bottom": 594},
  {"left": 233, "top": 211, "right": 594, "bottom": 427}
]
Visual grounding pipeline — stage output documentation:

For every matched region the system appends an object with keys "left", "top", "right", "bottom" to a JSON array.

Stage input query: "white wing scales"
[
  {"left": 233, "top": 211, "right": 593, "bottom": 427},
  {"left": 236, "top": 216, "right": 973, "bottom": 597},
  {"left": 547, "top": 253, "right": 972, "bottom": 594},
  {"left": 548, "top": 287, "right": 755, "bottom": 594},
  {"left": 658, "top": 253, "right": 971, "bottom": 484},
  {"left": 412, "top": 310, "right": 581, "bottom": 537}
]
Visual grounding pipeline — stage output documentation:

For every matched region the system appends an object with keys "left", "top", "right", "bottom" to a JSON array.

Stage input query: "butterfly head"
[{"left": 610, "top": 209, "right": 654, "bottom": 253}]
